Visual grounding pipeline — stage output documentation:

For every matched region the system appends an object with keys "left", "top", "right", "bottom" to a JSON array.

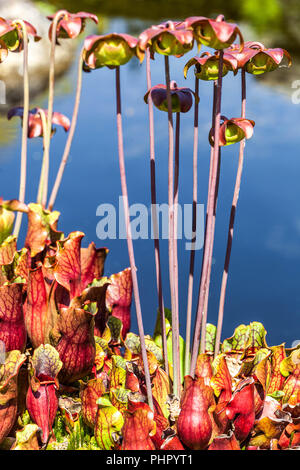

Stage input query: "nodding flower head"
[
  {"left": 0, "top": 17, "right": 40, "bottom": 54},
  {"left": 184, "top": 51, "right": 238, "bottom": 81},
  {"left": 144, "top": 81, "right": 199, "bottom": 113},
  {"left": 137, "top": 20, "right": 194, "bottom": 62},
  {"left": 7, "top": 107, "right": 70, "bottom": 139},
  {"left": 83, "top": 33, "right": 138, "bottom": 70},
  {"left": 225, "top": 41, "right": 292, "bottom": 75},
  {"left": 183, "top": 15, "right": 243, "bottom": 51},
  {"left": 209, "top": 116, "right": 255, "bottom": 147},
  {"left": 47, "top": 11, "right": 98, "bottom": 42}
]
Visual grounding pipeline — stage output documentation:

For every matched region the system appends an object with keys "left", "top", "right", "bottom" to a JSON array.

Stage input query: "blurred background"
[{"left": 1, "top": 0, "right": 300, "bottom": 347}]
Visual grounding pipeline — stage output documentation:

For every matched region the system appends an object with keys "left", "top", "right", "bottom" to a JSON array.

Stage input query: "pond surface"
[{"left": 1, "top": 10, "right": 300, "bottom": 347}]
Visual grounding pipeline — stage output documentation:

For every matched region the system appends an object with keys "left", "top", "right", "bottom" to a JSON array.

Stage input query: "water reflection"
[{"left": 1, "top": 7, "right": 300, "bottom": 346}]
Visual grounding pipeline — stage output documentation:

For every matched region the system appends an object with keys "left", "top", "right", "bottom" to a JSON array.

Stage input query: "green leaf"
[{"left": 206, "top": 323, "right": 216, "bottom": 353}]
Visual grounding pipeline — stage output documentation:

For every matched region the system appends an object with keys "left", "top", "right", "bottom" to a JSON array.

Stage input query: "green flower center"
[
  {"left": 94, "top": 38, "right": 134, "bottom": 67},
  {"left": 225, "top": 124, "right": 244, "bottom": 144}
]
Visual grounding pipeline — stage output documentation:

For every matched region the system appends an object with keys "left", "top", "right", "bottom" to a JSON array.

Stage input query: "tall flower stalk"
[
  {"left": 173, "top": 110, "right": 180, "bottom": 382},
  {"left": 145, "top": 49, "right": 168, "bottom": 376},
  {"left": 115, "top": 66, "right": 153, "bottom": 409},
  {"left": 214, "top": 69, "right": 246, "bottom": 358},
  {"left": 164, "top": 56, "right": 180, "bottom": 397},
  {"left": 13, "top": 21, "right": 29, "bottom": 238},
  {"left": 44, "top": 10, "right": 68, "bottom": 206},
  {"left": 48, "top": 48, "right": 84, "bottom": 211},
  {"left": 190, "top": 51, "right": 224, "bottom": 375},
  {"left": 185, "top": 76, "right": 199, "bottom": 376}
]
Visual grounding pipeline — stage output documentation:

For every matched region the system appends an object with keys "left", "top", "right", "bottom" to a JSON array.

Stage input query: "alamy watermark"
[
  {"left": 291, "top": 80, "right": 300, "bottom": 104},
  {"left": 96, "top": 197, "right": 205, "bottom": 251}
]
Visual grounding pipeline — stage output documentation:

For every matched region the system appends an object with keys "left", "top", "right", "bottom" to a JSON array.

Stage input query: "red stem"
[
  {"left": 115, "top": 66, "right": 153, "bottom": 410},
  {"left": 164, "top": 55, "right": 179, "bottom": 397},
  {"left": 185, "top": 76, "right": 199, "bottom": 375},
  {"left": 214, "top": 69, "right": 247, "bottom": 358},
  {"left": 190, "top": 51, "right": 224, "bottom": 374},
  {"left": 145, "top": 49, "right": 169, "bottom": 376}
]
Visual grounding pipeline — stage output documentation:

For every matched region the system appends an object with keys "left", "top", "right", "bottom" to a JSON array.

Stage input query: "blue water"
[{"left": 1, "top": 18, "right": 299, "bottom": 347}]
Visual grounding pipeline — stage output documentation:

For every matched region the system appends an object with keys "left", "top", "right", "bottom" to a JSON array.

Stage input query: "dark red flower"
[
  {"left": 0, "top": 17, "right": 40, "bottom": 53},
  {"left": 7, "top": 107, "right": 70, "bottom": 139},
  {"left": 47, "top": 11, "right": 98, "bottom": 41},
  {"left": 137, "top": 20, "right": 194, "bottom": 61},
  {"left": 144, "top": 81, "right": 199, "bottom": 113},
  {"left": 183, "top": 15, "right": 243, "bottom": 50},
  {"left": 225, "top": 41, "right": 292, "bottom": 74},
  {"left": 83, "top": 33, "right": 138, "bottom": 69},
  {"left": 184, "top": 51, "right": 238, "bottom": 81}
]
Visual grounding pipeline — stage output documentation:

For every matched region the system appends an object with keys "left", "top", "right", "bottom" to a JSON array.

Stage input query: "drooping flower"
[
  {"left": 209, "top": 117, "right": 255, "bottom": 147},
  {"left": 183, "top": 15, "right": 243, "bottom": 50},
  {"left": 83, "top": 33, "right": 138, "bottom": 70},
  {"left": 184, "top": 51, "right": 238, "bottom": 81},
  {"left": 26, "top": 344, "right": 62, "bottom": 443},
  {"left": 144, "top": 81, "right": 199, "bottom": 113},
  {"left": 47, "top": 11, "right": 98, "bottom": 41},
  {"left": 0, "top": 17, "right": 40, "bottom": 54},
  {"left": 7, "top": 107, "right": 70, "bottom": 139},
  {"left": 225, "top": 41, "right": 292, "bottom": 75},
  {"left": 137, "top": 20, "right": 194, "bottom": 61}
]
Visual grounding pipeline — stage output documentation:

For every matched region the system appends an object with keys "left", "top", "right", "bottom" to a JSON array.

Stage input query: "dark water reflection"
[{"left": 1, "top": 6, "right": 300, "bottom": 346}]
